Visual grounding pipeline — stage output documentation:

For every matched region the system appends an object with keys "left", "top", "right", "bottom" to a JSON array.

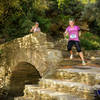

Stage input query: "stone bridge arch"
[
  {"left": 0, "top": 32, "right": 63, "bottom": 97},
  {"left": 8, "top": 62, "right": 41, "bottom": 96}
]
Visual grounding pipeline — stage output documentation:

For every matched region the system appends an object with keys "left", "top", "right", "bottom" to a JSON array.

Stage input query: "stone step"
[
  {"left": 55, "top": 66, "right": 100, "bottom": 85},
  {"left": 14, "top": 97, "right": 33, "bottom": 100},
  {"left": 60, "top": 57, "right": 100, "bottom": 66},
  {"left": 39, "top": 79, "right": 100, "bottom": 100},
  {"left": 24, "top": 85, "right": 40, "bottom": 97},
  {"left": 60, "top": 59, "right": 82, "bottom": 66},
  {"left": 61, "top": 50, "right": 80, "bottom": 58},
  {"left": 89, "top": 59, "right": 100, "bottom": 65},
  {"left": 24, "top": 85, "right": 85, "bottom": 100},
  {"left": 62, "top": 50, "right": 100, "bottom": 58}
]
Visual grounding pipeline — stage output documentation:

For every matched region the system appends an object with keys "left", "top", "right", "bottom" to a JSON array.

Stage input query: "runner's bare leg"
[
  {"left": 79, "top": 52, "right": 86, "bottom": 65},
  {"left": 70, "top": 50, "right": 73, "bottom": 59}
]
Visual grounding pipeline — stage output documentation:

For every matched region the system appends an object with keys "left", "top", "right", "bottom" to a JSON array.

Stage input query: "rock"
[
  {"left": 55, "top": 67, "right": 100, "bottom": 85},
  {"left": 24, "top": 85, "right": 84, "bottom": 100},
  {"left": 0, "top": 31, "right": 100, "bottom": 99},
  {"left": 14, "top": 97, "right": 33, "bottom": 100},
  {"left": 0, "top": 32, "right": 63, "bottom": 96},
  {"left": 91, "top": 56, "right": 96, "bottom": 60},
  {"left": 39, "top": 79, "right": 95, "bottom": 100}
]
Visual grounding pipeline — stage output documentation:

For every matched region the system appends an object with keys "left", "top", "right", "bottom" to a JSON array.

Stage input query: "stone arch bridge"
[
  {"left": 0, "top": 32, "right": 100, "bottom": 98},
  {"left": 0, "top": 32, "right": 63, "bottom": 96}
]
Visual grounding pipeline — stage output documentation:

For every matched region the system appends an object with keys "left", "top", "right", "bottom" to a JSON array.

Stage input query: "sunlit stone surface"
[
  {"left": 23, "top": 85, "right": 84, "bottom": 100},
  {"left": 0, "top": 32, "right": 100, "bottom": 99},
  {"left": 23, "top": 66, "right": 100, "bottom": 100},
  {"left": 0, "top": 32, "right": 63, "bottom": 97},
  {"left": 55, "top": 66, "right": 100, "bottom": 85}
]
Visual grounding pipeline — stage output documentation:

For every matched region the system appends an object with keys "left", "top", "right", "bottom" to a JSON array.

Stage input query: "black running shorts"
[{"left": 67, "top": 40, "right": 81, "bottom": 52}]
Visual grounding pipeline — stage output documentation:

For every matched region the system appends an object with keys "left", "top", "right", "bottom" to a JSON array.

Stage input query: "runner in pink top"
[
  {"left": 66, "top": 25, "right": 80, "bottom": 41},
  {"left": 64, "top": 19, "right": 86, "bottom": 65}
]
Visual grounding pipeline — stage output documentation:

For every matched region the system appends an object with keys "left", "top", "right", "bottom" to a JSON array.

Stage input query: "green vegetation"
[
  {"left": 78, "top": 0, "right": 96, "bottom": 4},
  {"left": 0, "top": 0, "right": 100, "bottom": 50},
  {"left": 80, "top": 32, "right": 100, "bottom": 50}
]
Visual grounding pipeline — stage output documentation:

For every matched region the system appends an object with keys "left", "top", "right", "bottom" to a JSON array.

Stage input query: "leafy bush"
[
  {"left": 57, "top": 0, "right": 83, "bottom": 19},
  {"left": 80, "top": 32, "right": 100, "bottom": 50},
  {"left": 0, "top": 0, "right": 100, "bottom": 52},
  {"left": 36, "top": 16, "right": 51, "bottom": 33},
  {"left": 81, "top": 0, "right": 100, "bottom": 35}
]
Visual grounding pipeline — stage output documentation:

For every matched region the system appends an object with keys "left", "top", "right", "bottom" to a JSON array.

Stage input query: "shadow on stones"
[{"left": 7, "top": 62, "right": 41, "bottom": 99}]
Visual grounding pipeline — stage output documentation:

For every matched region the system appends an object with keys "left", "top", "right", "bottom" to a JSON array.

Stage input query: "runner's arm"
[
  {"left": 30, "top": 26, "right": 34, "bottom": 32},
  {"left": 64, "top": 30, "right": 68, "bottom": 37}
]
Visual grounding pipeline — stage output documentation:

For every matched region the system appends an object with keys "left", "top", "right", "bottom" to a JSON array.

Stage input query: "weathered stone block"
[
  {"left": 39, "top": 79, "right": 97, "bottom": 100},
  {"left": 14, "top": 97, "right": 33, "bottom": 100},
  {"left": 55, "top": 67, "right": 100, "bottom": 85},
  {"left": 24, "top": 85, "right": 84, "bottom": 100}
]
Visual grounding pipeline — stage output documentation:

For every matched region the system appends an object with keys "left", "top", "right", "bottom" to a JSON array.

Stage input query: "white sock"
[{"left": 70, "top": 54, "right": 73, "bottom": 59}]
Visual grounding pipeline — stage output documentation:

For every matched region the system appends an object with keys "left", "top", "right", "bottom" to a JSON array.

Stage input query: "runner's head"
[
  {"left": 69, "top": 19, "right": 75, "bottom": 27},
  {"left": 35, "top": 22, "right": 39, "bottom": 28}
]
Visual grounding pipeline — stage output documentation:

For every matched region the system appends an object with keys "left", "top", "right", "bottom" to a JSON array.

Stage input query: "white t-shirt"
[{"left": 34, "top": 27, "right": 41, "bottom": 33}]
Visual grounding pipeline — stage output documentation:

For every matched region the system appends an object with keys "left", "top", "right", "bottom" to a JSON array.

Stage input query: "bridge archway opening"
[{"left": 8, "top": 62, "right": 41, "bottom": 97}]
